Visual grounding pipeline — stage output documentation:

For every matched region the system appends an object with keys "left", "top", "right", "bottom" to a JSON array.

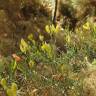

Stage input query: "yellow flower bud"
[
  {"left": 1, "top": 78, "right": 7, "bottom": 90},
  {"left": 39, "top": 35, "right": 44, "bottom": 41},
  {"left": 45, "top": 25, "right": 50, "bottom": 33}
]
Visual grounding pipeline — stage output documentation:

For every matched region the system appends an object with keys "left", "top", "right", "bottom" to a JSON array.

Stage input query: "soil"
[{"left": 0, "top": 9, "right": 51, "bottom": 56}]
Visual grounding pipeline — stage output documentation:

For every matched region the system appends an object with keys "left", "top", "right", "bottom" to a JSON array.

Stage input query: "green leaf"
[{"left": 13, "top": 61, "right": 17, "bottom": 70}]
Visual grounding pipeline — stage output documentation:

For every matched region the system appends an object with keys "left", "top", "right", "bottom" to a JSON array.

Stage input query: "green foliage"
[
  {"left": 1, "top": 21, "right": 96, "bottom": 95},
  {"left": 15, "top": 24, "right": 90, "bottom": 95}
]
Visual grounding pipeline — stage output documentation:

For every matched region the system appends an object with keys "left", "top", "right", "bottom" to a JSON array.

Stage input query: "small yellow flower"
[
  {"left": 51, "top": 24, "right": 56, "bottom": 33},
  {"left": 7, "top": 83, "right": 18, "bottom": 96},
  {"left": 20, "top": 38, "right": 30, "bottom": 54},
  {"left": 45, "top": 24, "right": 60, "bottom": 34},
  {"left": 41, "top": 42, "right": 52, "bottom": 57},
  {"left": 28, "top": 34, "right": 34, "bottom": 41},
  {"left": 39, "top": 35, "right": 44, "bottom": 41},
  {"left": 45, "top": 25, "right": 51, "bottom": 33},
  {"left": 1, "top": 78, "right": 7, "bottom": 90},
  {"left": 7, "top": 89, "right": 12, "bottom": 96},
  {"left": 11, "top": 83, "right": 18, "bottom": 95},
  {"left": 41, "top": 42, "right": 50, "bottom": 51},
  {"left": 83, "top": 22, "right": 90, "bottom": 30}
]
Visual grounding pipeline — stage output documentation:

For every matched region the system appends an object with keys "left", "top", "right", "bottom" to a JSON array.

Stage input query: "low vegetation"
[
  {"left": 0, "top": 0, "right": 96, "bottom": 96},
  {"left": 0, "top": 21, "right": 96, "bottom": 96}
]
